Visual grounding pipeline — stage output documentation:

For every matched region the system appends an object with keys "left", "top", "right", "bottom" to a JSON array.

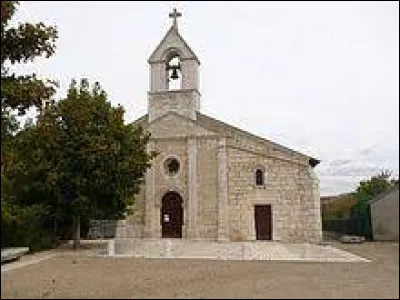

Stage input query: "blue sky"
[{"left": 10, "top": 1, "right": 399, "bottom": 196}]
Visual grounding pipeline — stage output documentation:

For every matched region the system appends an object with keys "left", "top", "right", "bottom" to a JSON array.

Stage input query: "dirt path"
[{"left": 1, "top": 242, "right": 398, "bottom": 299}]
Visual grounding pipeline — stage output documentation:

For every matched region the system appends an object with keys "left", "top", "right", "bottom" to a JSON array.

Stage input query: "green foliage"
[
  {"left": 1, "top": 1, "right": 59, "bottom": 251},
  {"left": 355, "top": 170, "right": 397, "bottom": 208},
  {"left": 390, "top": 178, "right": 399, "bottom": 187},
  {"left": 1, "top": 108, "right": 19, "bottom": 168},
  {"left": 52, "top": 78, "right": 155, "bottom": 220},
  {"left": 1, "top": 0, "right": 59, "bottom": 203},
  {"left": 1, "top": 3, "right": 153, "bottom": 250},
  {"left": 1, "top": 1, "right": 58, "bottom": 114},
  {"left": 1, "top": 200, "right": 55, "bottom": 251},
  {"left": 322, "top": 170, "right": 398, "bottom": 238},
  {"left": 324, "top": 170, "right": 399, "bottom": 225},
  {"left": 5, "top": 78, "right": 155, "bottom": 248}
]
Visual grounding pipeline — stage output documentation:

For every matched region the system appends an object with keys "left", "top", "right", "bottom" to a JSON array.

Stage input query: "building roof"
[
  {"left": 196, "top": 112, "right": 320, "bottom": 167},
  {"left": 369, "top": 188, "right": 399, "bottom": 205},
  {"left": 130, "top": 112, "right": 320, "bottom": 168}
]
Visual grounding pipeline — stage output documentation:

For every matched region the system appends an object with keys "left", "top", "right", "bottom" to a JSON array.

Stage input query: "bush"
[{"left": 1, "top": 202, "right": 59, "bottom": 252}]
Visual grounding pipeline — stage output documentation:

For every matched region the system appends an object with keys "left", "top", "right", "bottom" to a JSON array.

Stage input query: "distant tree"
[
  {"left": 348, "top": 170, "right": 397, "bottom": 239},
  {"left": 9, "top": 79, "right": 156, "bottom": 249},
  {"left": 356, "top": 170, "right": 397, "bottom": 201},
  {"left": 321, "top": 192, "right": 357, "bottom": 220}
]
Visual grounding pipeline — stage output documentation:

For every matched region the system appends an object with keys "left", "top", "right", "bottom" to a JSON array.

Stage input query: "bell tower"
[{"left": 148, "top": 8, "right": 201, "bottom": 122}]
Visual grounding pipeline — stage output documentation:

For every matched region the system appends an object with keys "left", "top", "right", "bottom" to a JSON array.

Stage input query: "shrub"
[{"left": 1, "top": 201, "right": 58, "bottom": 252}]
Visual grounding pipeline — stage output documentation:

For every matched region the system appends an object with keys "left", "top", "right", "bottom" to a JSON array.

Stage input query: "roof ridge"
[
  {"left": 369, "top": 187, "right": 399, "bottom": 204},
  {"left": 197, "top": 112, "right": 320, "bottom": 167}
]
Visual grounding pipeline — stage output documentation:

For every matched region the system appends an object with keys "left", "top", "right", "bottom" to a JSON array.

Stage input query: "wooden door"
[
  {"left": 161, "top": 192, "right": 183, "bottom": 238},
  {"left": 255, "top": 205, "right": 272, "bottom": 240}
]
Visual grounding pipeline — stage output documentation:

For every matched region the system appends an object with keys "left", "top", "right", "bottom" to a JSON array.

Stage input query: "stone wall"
[
  {"left": 196, "top": 138, "right": 219, "bottom": 240},
  {"left": 148, "top": 90, "right": 200, "bottom": 122},
  {"left": 87, "top": 220, "right": 117, "bottom": 239},
  {"left": 149, "top": 138, "right": 188, "bottom": 238},
  {"left": 115, "top": 185, "right": 146, "bottom": 238},
  {"left": 227, "top": 146, "right": 322, "bottom": 243},
  {"left": 117, "top": 111, "right": 322, "bottom": 243},
  {"left": 117, "top": 136, "right": 220, "bottom": 241},
  {"left": 147, "top": 113, "right": 216, "bottom": 140}
]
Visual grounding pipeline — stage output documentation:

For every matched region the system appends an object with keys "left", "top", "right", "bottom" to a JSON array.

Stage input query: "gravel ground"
[{"left": 1, "top": 241, "right": 398, "bottom": 299}]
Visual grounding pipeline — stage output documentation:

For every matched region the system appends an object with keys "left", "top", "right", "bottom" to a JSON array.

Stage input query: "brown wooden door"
[
  {"left": 255, "top": 205, "right": 272, "bottom": 240},
  {"left": 161, "top": 192, "right": 183, "bottom": 238}
]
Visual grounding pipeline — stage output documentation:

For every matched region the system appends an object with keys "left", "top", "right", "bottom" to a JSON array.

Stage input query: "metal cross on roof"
[{"left": 169, "top": 8, "right": 182, "bottom": 28}]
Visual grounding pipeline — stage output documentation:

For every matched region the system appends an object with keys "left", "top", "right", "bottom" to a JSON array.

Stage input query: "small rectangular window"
[{"left": 255, "top": 169, "right": 264, "bottom": 186}]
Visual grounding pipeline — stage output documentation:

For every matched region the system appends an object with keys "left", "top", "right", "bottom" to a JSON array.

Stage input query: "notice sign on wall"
[{"left": 163, "top": 214, "right": 170, "bottom": 222}]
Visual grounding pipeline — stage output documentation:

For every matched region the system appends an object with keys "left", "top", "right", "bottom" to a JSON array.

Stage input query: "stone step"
[
  {"left": 109, "top": 239, "right": 370, "bottom": 262},
  {"left": 1, "top": 247, "right": 29, "bottom": 263}
]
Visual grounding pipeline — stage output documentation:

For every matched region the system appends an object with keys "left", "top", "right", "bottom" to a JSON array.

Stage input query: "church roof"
[
  {"left": 196, "top": 112, "right": 320, "bottom": 168},
  {"left": 130, "top": 112, "right": 320, "bottom": 168}
]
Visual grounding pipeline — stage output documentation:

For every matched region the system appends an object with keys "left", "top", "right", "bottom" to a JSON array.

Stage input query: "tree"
[
  {"left": 350, "top": 170, "right": 398, "bottom": 239},
  {"left": 9, "top": 79, "right": 156, "bottom": 249},
  {"left": 1, "top": 1, "right": 58, "bottom": 114},
  {"left": 1, "top": 0, "right": 58, "bottom": 207},
  {"left": 356, "top": 170, "right": 397, "bottom": 200},
  {"left": 1, "top": 1, "right": 58, "bottom": 250}
]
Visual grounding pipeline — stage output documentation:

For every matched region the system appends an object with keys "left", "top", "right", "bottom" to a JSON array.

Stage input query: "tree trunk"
[
  {"left": 72, "top": 215, "right": 80, "bottom": 250},
  {"left": 53, "top": 217, "right": 58, "bottom": 237}
]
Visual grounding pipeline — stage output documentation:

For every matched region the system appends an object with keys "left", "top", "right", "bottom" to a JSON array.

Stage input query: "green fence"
[{"left": 322, "top": 205, "right": 372, "bottom": 240}]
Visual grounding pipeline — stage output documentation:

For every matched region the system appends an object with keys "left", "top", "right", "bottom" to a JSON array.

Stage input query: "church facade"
[{"left": 116, "top": 10, "right": 322, "bottom": 243}]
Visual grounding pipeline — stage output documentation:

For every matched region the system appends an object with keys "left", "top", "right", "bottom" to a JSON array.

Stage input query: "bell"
[{"left": 170, "top": 67, "right": 179, "bottom": 80}]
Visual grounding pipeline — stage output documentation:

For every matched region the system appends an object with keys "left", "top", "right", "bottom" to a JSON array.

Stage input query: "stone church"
[{"left": 116, "top": 9, "right": 322, "bottom": 243}]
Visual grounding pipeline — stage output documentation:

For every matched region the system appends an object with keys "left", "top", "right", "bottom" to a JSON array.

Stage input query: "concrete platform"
[
  {"left": 1, "top": 247, "right": 29, "bottom": 263},
  {"left": 93, "top": 239, "right": 370, "bottom": 262}
]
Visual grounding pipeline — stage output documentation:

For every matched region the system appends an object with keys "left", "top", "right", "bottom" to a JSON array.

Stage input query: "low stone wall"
[
  {"left": 115, "top": 220, "right": 144, "bottom": 238},
  {"left": 87, "top": 220, "right": 117, "bottom": 239}
]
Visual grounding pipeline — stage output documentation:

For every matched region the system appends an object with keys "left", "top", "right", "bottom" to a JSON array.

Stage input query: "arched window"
[
  {"left": 255, "top": 168, "right": 264, "bottom": 186},
  {"left": 166, "top": 54, "right": 182, "bottom": 90}
]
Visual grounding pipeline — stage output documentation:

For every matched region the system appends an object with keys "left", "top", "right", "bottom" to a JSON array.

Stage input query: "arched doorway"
[{"left": 161, "top": 192, "right": 183, "bottom": 238}]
